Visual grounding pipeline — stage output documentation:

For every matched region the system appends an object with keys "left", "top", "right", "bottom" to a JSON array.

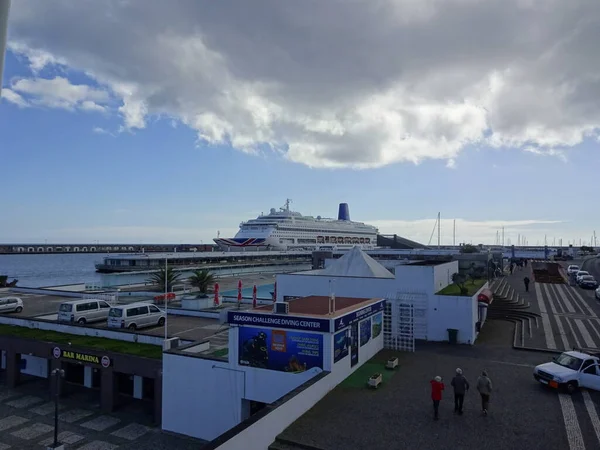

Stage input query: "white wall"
[
  {"left": 162, "top": 354, "right": 245, "bottom": 441},
  {"left": 427, "top": 282, "right": 487, "bottom": 345},
  {"left": 433, "top": 262, "right": 457, "bottom": 294},
  {"left": 20, "top": 355, "right": 48, "bottom": 378},
  {"left": 214, "top": 317, "right": 383, "bottom": 450},
  {"left": 276, "top": 274, "right": 394, "bottom": 302},
  {"left": 229, "top": 326, "right": 327, "bottom": 404}
]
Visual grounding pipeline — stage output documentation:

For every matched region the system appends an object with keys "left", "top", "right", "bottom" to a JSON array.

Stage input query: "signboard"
[
  {"left": 350, "top": 322, "right": 359, "bottom": 367},
  {"left": 333, "top": 329, "right": 349, "bottom": 363},
  {"left": 228, "top": 311, "right": 331, "bottom": 333},
  {"left": 239, "top": 326, "right": 323, "bottom": 373},
  {"left": 372, "top": 313, "right": 382, "bottom": 339},
  {"left": 359, "top": 317, "right": 371, "bottom": 347},
  {"left": 333, "top": 300, "right": 385, "bottom": 332},
  {"left": 52, "top": 347, "right": 110, "bottom": 367}
]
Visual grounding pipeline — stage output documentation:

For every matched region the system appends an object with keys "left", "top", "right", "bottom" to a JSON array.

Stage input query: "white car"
[
  {"left": 534, "top": 351, "right": 600, "bottom": 394},
  {"left": 0, "top": 297, "right": 24, "bottom": 313},
  {"left": 567, "top": 265, "right": 580, "bottom": 275},
  {"left": 596, "top": 286, "right": 600, "bottom": 300},
  {"left": 576, "top": 271, "right": 591, "bottom": 282}
]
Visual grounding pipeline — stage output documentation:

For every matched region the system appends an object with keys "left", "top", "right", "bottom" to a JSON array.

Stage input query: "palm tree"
[
  {"left": 187, "top": 269, "right": 215, "bottom": 295},
  {"left": 146, "top": 267, "right": 181, "bottom": 292}
]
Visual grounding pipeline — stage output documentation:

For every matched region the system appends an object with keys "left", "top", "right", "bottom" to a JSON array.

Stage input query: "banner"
[
  {"left": 239, "top": 326, "right": 323, "bottom": 373},
  {"left": 360, "top": 317, "right": 371, "bottom": 347},
  {"left": 228, "top": 311, "right": 330, "bottom": 332},
  {"left": 350, "top": 322, "right": 359, "bottom": 367},
  {"left": 333, "top": 329, "right": 349, "bottom": 363},
  {"left": 372, "top": 313, "right": 382, "bottom": 339},
  {"left": 333, "top": 300, "right": 385, "bottom": 332}
]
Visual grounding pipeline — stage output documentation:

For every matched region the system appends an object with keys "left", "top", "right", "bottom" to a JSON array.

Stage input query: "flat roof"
[
  {"left": 406, "top": 260, "right": 451, "bottom": 266},
  {"left": 253, "top": 296, "right": 382, "bottom": 318}
]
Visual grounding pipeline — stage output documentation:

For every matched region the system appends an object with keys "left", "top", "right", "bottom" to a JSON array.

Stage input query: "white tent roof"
[{"left": 307, "top": 246, "right": 395, "bottom": 279}]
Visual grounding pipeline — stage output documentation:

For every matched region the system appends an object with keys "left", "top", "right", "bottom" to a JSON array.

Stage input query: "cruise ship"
[{"left": 214, "top": 200, "right": 378, "bottom": 251}]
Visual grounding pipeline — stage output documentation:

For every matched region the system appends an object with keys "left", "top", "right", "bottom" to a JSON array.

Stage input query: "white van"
[
  {"left": 107, "top": 302, "right": 165, "bottom": 331},
  {"left": 58, "top": 299, "right": 111, "bottom": 325}
]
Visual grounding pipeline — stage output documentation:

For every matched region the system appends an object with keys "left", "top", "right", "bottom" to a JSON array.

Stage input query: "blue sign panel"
[
  {"left": 228, "top": 311, "right": 331, "bottom": 333},
  {"left": 333, "top": 300, "right": 385, "bottom": 332},
  {"left": 239, "top": 326, "right": 323, "bottom": 373}
]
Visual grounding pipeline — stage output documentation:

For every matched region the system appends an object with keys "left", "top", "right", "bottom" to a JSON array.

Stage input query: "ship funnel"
[{"left": 338, "top": 203, "right": 350, "bottom": 221}]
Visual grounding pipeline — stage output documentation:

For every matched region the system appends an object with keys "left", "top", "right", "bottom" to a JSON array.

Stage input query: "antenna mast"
[{"left": 453, "top": 219, "right": 456, "bottom": 246}]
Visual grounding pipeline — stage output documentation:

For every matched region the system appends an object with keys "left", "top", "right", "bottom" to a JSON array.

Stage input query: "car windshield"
[
  {"left": 109, "top": 309, "right": 123, "bottom": 317},
  {"left": 555, "top": 353, "right": 584, "bottom": 371},
  {"left": 59, "top": 304, "right": 72, "bottom": 312},
  {"left": 582, "top": 276, "right": 595, "bottom": 281},
  {"left": 571, "top": 266, "right": 580, "bottom": 271}
]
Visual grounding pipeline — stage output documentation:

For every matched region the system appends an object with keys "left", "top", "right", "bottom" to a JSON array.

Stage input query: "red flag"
[
  {"left": 237, "top": 279, "right": 243, "bottom": 304},
  {"left": 214, "top": 283, "right": 220, "bottom": 306},
  {"left": 252, "top": 285, "right": 257, "bottom": 308}
]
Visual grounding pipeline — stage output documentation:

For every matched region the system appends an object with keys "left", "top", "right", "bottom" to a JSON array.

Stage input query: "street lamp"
[{"left": 49, "top": 368, "right": 65, "bottom": 450}]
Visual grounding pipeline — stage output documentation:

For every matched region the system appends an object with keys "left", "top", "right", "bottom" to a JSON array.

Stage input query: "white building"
[
  {"left": 276, "top": 246, "right": 489, "bottom": 347},
  {"left": 162, "top": 294, "right": 385, "bottom": 444}
]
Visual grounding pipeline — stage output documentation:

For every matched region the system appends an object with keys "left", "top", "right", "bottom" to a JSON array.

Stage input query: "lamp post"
[
  {"left": 49, "top": 368, "right": 65, "bottom": 450},
  {"left": 164, "top": 254, "right": 168, "bottom": 342}
]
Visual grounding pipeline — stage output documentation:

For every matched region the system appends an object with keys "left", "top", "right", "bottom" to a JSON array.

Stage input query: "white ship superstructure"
[{"left": 214, "top": 200, "right": 378, "bottom": 251}]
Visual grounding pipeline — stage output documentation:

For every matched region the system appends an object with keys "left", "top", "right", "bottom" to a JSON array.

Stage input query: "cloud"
[
  {"left": 8, "top": 76, "right": 110, "bottom": 112},
  {"left": 370, "top": 218, "right": 566, "bottom": 246},
  {"left": 1, "top": 88, "right": 29, "bottom": 107},
  {"left": 6, "top": 0, "right": 600, "bottom": 168}
]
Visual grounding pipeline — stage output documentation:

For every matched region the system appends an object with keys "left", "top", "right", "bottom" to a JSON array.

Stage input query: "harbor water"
[{"left": 0, "top": 253, "right": 101, "bottom": 288}]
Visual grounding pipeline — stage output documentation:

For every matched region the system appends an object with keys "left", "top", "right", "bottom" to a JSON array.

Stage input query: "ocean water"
[{"left": 0, "top": 253, "right": 101, "bottom": 288}]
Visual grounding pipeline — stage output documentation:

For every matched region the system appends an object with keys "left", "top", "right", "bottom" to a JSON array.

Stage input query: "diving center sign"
[
  {"left": 333, "top": 300, "right": 386, "bottom": 332},
  {"left": 228, "top": 311, "right": 331, "bottom": 332},
  {"left": 52, "top": 347, "right": 111, "bottom": 368}
]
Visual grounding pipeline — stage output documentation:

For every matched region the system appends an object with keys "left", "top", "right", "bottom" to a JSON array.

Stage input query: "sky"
[{"left": 1, "top": 0, "right": 599, "bottom": 246}]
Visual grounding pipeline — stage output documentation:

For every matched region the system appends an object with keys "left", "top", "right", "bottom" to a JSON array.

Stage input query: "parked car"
[
  {"left": 595, "top": 286, "right": 600, "bottom": 300},
  {"left": 567, "top": 265, "right": 581, "bottom": 275},
  {"left": 579, "top": 275, "right": 599, "bottom": 289},
  {"left": 107, "top": 302, "right": 165, "bottom": 331},
  {"left": 533, "top": 350, "right": 600, "bottom": 394},
  {"left": 0, "top": 297, "right": 23, "bottom": 313},
  {"left": 576, "top": 270, "right": 591, "bottom": 283},
  {"left": 57, "top": 299, "right": 111, "bottom": 325}
]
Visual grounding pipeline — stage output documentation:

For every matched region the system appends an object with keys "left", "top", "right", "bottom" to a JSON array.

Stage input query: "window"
[
  {"left": 149, "top": 305, "right": 160, "bottom": 313},
  {"left": 59, "top": 304, "right": 73, "bottom": 312},
  {"left": 583, "top": 361, "right": 598, "bottom": 375},
  {"left": 109, "top": 308, "right": 123, "bottom": 317},
  {"left": 99, "top": 301, "right": 110, "bottom": 309}
]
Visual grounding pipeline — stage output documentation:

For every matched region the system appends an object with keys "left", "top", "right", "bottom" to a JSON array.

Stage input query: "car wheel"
[
  {"left": 158, "top": 317, "right": 165, "bottom": 326},
  {"left": 77, "top": 318, "right": 86, "bottom": 325},
  {"left": 566, "top": 381, "right": 578, "bottom": 395},
  {"left": 15, "top": 306, "right": 23, "bottom": 313},
  {"left": 128, "top": 323, "right": 137, "bottom": 331}
]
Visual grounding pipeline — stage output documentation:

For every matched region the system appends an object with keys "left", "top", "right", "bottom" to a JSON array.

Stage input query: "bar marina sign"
[{"left": 52, "top": 347, "right": 111, "bottom": 368}]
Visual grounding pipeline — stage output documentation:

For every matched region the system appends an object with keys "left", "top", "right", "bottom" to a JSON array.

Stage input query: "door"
[
  {"left": 138, "top": 306, "right": 151, "bottom": 327},
  {"left": 98, "top": 301, "right": 110, "bottom": 321},
  {"left": 579, "top": 363, "right": 600, "bottom": 391},
  {"left": 148, "top": 305, "right": 161, "bottom": 325},
  {"left": 0, "top": 299, "right": 8, "bottom": 312}
]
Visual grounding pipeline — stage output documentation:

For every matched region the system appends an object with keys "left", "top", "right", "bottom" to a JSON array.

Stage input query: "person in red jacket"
[{"left": 430, "top": 375, "right": 445, "bottom": 420}]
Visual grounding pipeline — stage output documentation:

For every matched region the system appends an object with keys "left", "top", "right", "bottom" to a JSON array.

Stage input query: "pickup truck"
[{"left": 533, "top": 350, "right": 600, "bottom": 394}]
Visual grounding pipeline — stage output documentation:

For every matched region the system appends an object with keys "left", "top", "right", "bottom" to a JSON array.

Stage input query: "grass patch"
[
  {"left": 437, "top": 278, "right": 486, "bottom": 296},
  {"left": 338, "top": 361, "right": 397, "bottom": 389},
  {"left": 0, "top": 324, "right": 163, "bottom": 359},
  {"left": 209, "top": 348, "right": 229, "bottom": 358}
]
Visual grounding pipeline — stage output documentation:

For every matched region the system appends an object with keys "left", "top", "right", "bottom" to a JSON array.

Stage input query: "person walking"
[
  {"left": 430, "top": 375, "right": 445, "bottom": 420},
  {"left": 451, "top": 368, "right": 469, "bottom": 414},
  {"left": 524, "top": 276, "right": 530, "bottom": 292},
  {"left": 477, "top": 370, "right": 493, "bottom": 416}
]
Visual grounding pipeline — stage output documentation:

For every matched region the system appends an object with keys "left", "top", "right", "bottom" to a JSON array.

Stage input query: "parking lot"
[{"left": 0, "top": 292, "right": 236, "bottom": 343}]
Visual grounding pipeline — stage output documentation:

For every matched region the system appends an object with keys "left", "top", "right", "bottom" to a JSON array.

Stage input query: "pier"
[{"left": 0, "top": 243, "right": 215, "bottom": 254}]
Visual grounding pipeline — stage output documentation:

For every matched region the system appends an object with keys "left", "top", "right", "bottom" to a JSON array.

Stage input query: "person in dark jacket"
[
  {"left": 477, "top": 370, "right": 493, "bottom": 416},
  {"left": 524, "top": 276, "right": 530, "bottom": 292},
  {"left": 430, "top": 376, "right": 445, "bottom": 420},
  {"left": 451, "top": 368, "right": 469, "bottom": 414}
]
